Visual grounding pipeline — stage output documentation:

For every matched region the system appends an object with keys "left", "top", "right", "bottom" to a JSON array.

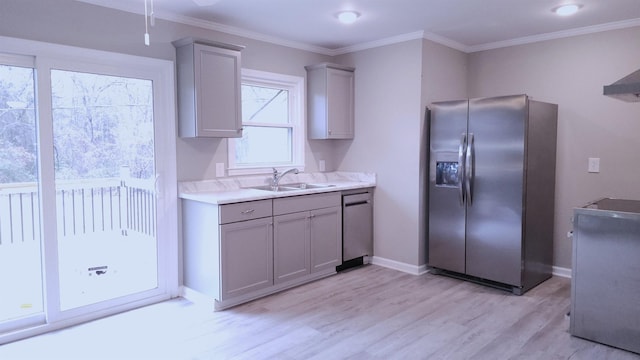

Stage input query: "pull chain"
[{"left": 144, "top": 0, "right": 150, "bottom": 46}]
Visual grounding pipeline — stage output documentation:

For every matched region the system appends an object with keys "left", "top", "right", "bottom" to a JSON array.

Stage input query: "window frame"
[
  {"left": 227, "top": 69, "right": 305, "bottom": 176},
  {"left": 0, "top": 35, "right": 178, "bottom": 344}
]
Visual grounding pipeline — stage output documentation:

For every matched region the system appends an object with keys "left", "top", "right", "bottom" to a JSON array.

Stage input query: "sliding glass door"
[
  {"left": 0, "top": 39, "right": 177, "bottom": 343},
  {"left": 50, "top": 69, "right": 159, "bottom": 311},
  {"left": 0, "top": 59, "right": 45, "bottom": 332}
]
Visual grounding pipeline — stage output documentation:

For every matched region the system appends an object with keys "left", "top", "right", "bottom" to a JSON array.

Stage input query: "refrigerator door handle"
[
  {"left": 466, "top": 133, "right": 474, "bottom": 206},
  {"left": 458, "top": 133, "right": 467, "bottom": 205}
]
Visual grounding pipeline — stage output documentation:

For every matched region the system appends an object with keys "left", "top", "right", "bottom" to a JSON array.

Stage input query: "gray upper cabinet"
[
  {"left": 306, "top": 63, "right": 355, "bottom": 139},
  {"left": 173, "top": 38, "right": 244, "bottom": 138}
]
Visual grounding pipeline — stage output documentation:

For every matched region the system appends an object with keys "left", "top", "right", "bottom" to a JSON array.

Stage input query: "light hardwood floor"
[{"left": 1, "top": 265, "right": 638, "bottom": 360}]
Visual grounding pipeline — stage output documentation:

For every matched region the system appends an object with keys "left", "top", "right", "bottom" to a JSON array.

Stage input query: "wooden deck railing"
[{"left": 0, "top": 178, "right": 156, "bottom": 245}]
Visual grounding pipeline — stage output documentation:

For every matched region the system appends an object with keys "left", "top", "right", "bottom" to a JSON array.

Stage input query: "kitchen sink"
[
  {"left": 249, "top": 185, "right": 298, "bottom": 192},
  {"left": 249, "top": 183, "right": 336, "bottom": 192},
  {"left": 281, "top": 183, "right": 336, "bottom": 190}
]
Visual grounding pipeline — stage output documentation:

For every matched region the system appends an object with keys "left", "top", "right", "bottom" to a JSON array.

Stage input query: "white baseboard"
[
  {"left": 552, "top": 266, "right": 572, "bottom": 278},
  {"left": 371, "top": 256, "right": 573, "bottom": 279},
  {"left": 370, "top": 256, "right": 428, "bottom": 275}
]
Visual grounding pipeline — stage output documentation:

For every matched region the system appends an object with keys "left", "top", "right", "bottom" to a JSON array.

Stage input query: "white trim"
[
  {"left": 370, "top": 256, "right": 428, "bottom": 275},
  {"left": 421, "top": 32, "right": 469, "bottom": 53},
  {"left": 552, "top": 266, "right": 572, "bottom": 279},
  {"left": 331, "top": 31, "right": 427, "bottom": 56},
  {"left": 371, "top": 255, "right": 573, "bottom": 280},
  {"left": 468, "top": 18, "right": 640, "bottom": 53},
  {"left": 76, "top": 1, "right": 640, "bottom": 55},
  {"left": 76, "top": 0, "right": 334, "bottom": 56},
  {"left": 0, "top": 294, "right": 168, "bottom": 345},
  {"left": 228, "top": 69, "right": 305, "bottom": 176},
  {"left": 0, "top": 53, "right": 34, "bottom": 67},
  {"left": 0, "top": 35, "right": 179, "bottom": 344}
]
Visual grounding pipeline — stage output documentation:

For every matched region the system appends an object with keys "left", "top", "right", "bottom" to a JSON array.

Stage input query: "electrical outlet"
[{"left": 588, "top": 158, "right": 600, "bottom": 173}]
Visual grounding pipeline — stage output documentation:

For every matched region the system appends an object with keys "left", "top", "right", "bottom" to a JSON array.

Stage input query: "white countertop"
[{"left": 178, "top": 172, "right": 376, "bottom": 205}]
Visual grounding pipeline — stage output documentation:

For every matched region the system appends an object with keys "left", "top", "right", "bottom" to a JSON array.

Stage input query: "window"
[{"left": 228, "top": 69, "right": 304, "bottom": 175}]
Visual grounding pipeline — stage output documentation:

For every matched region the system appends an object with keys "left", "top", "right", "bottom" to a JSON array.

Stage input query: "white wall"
[{"left": 468, "top": 27, "right": 640, "bottom": 269}]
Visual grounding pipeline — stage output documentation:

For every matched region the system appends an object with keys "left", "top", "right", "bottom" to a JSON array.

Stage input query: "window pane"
[
  {"left": 235, "top": 126, "right": 292, "bottom": 165},
  {"left": 242, "top": 85, "right": 289, "bottom": 125},
  {"left": 51, "top": 70, "right": 155, "bottom": 181},
  {"left": 50, "top": 69, "right": 158, "bottom": 310},
  {"left": 0, "top": 64, "right": 44, "bottom": 324}
]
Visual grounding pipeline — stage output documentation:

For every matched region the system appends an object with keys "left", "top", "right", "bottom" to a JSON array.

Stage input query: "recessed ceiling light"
[
  {"left": 337, "top": 11, "right": 360, "bottom": 24},
  {"left": 553, "top": 4, "right": 582, "bottom": 16}
]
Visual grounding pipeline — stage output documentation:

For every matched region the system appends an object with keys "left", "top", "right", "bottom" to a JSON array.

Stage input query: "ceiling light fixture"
[
  {"left": 337, "top": 11, "right": 360, "bottom": 24},
  {"left": 553, "top": 4, "right": 582, "bottom": 16}
]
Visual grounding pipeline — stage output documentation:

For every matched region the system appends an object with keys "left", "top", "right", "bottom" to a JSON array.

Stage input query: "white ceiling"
[{"left": 77, "top": 0, "right": 640, "bottom": 54}]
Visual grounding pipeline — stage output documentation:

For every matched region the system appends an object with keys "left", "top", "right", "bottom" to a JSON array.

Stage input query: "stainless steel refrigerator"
[{"left": 427, "top": 94, "right": 557, "bottom": 295}]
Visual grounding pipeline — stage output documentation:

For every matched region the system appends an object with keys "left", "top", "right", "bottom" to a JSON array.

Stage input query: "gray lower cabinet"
[
  {"left": 273, "top": 198, "right": 342, "bottom": 284},
  {"left": 182, "top": 191, "right": 342, "bottom": 310},
  {"left": 182, "top": 198, "right": 273, "bottom": 304},
  {"left": 273, "top": 212, "right": 309, "bottom": 284},
  {"left": 220, "top": 218, "right": 273, "bottom": 299},
  {"left": 309, "top": 206, "right": 342, "bottom": 273}
]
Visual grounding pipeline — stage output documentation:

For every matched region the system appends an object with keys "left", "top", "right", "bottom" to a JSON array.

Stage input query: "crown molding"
[
  {"left": 159, "top": 11, "right": 334, "bottom": 55},
  {"left": 77, "top": 1, "right": 640, "bottom": 56},
  {"left": 468, "top": 18, "right": 640, "bottom": 53},
  {"left": 329, "top": 31, "right": 427, "bottom": 56}
]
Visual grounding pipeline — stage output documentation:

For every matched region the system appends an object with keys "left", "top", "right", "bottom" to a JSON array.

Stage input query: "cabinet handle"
[{"left": 241, "top": 209, "right": 255, "bottom": 214}]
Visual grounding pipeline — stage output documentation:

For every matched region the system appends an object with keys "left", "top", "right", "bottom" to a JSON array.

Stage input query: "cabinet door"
[
  {"left": 326, "top": 68, "right": 354, "bottom": 139},
  {"left": 310, "top": 206, "right": 342, "bottom": 273},
  {"left": 194, "top": 43, "right": 242, "bottom": 137},
  {"left": 220, "top": 217, "right": 273, "bottom": 300},
  {"left": 273, "top": 212, "right": 310, "bottom": 284}
]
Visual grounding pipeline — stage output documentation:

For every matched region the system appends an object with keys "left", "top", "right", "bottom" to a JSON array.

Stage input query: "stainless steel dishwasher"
[{"left": 339, "top": 188, "right": 373, "bottom": 270}]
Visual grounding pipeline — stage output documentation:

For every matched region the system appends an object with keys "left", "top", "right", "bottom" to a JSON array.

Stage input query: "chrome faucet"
[{"left": 272, "top": 167, "right": 299, "bottom": 188}]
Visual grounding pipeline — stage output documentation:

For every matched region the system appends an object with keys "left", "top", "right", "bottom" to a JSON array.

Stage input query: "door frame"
[{"left": 0, "top": 35, "right": 178, "bottom": 344}]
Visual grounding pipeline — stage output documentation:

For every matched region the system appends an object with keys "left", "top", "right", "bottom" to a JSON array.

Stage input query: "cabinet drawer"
[
  {"left": 274, "top": 192, "right": 341, "bottom": 216},
  {"left": 220, "top": 199, "right": 272, "bottom": 224}
]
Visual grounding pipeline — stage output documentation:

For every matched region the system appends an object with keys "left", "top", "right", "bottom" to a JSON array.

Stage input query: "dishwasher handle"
[
  {"left": 344, "top": 200, "right": 370, "bottom": 207},
  {"left": 343, "top": 192, "right": 371, "bottom": 206}
]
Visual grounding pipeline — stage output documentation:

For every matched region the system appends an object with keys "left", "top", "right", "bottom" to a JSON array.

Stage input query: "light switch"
[
  {"left": 216, "top": 163, "right": 225, "bottom": 177},
  {"left": 588, "top": 158, "right": 600, "bottom": 173}
]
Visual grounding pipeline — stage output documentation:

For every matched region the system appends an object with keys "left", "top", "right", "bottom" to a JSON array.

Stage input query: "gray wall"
[
  {"left": 420, "top": 40, "right": 469, "bottom": 265},
  {"left": 3, "top": 0, "right": 639, "bottom": 271},
  {"left": 335, "top": 40, "right": 424, "bottom": 266},
  {"left": 335, "top": 39, "right": 467, "bottom": 267},
  {"left": 0, "top": 0, "right": 334, "bottom": 182},
  {"left": 468, "top": 27, "right": 640, "bottom": 269}
]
